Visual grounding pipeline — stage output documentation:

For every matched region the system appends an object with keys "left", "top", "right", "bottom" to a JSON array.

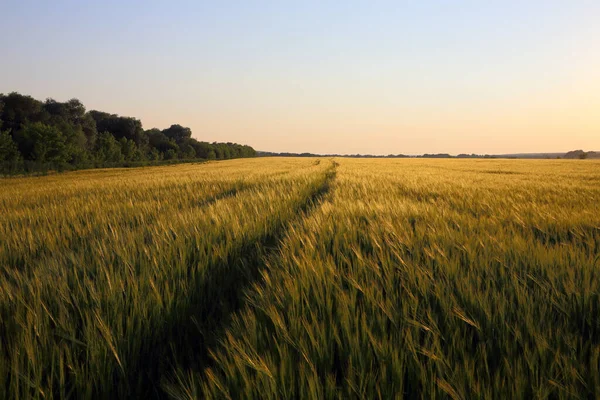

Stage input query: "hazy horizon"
[{"left": 2, "top": 1, "right": 599, "bottom": 155}]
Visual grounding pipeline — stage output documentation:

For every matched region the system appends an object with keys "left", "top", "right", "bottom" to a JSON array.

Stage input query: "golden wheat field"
[{"left": 1, "top": 157, "right": 599, "bottom": 399}]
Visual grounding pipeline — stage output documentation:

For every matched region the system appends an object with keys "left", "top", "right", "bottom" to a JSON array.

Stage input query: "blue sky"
[{"left": 2, "top": 1, "right": 599, "bottom": 154}]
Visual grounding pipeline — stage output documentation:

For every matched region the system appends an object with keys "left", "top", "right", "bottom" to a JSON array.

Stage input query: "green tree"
[
  {"left": 164, "top": 149, "right": 178, "bottom": 160},
  {"left": 0, "top": 97, "right": 4, "bottom": 129},
  {"left": 192, "top": 141, "right": 215, "bottom": 159},
  {"left": 95, "top": 132, "right": 124, "bottom": 163},
  {"left": 21, "top": 123, "right": 68, "bottom": 163},
  {"left": 147, "top": 128, "right": 179, "bottom": 156},
  {"left": 0, "top": 92, "right": 256, "bottom": 173},
  {"left": 44, "top": 98, "right": 97, "bottom": 151},
  {"left": 53, "top": 119, "right": 89, "bottom": 165},
  {"left": 119, "top": 137, "right": 141, "bottom": 161},
  {"left": 0, "top": 92, "right": 49, "bottom": 133},
  {"left": 89, "top": 111, "right": 147, "bottom": 148},
  {"left": 81, "top": 113, "right": 98, "bottom": 150},
  {"left": 180, "top": 143, "right": 196, "bottom": 159},
  {"left": 162, "top": 124, "right": 192, "bottom": 144},
  {"left": 147, "top": 147, "right": 162, "bottom": 161},
  {"left": 0, "top": 130, "right": 21, "bottom": 163},
  {"left": 0, "top": 130, "right": 22, "bottom": 173}
]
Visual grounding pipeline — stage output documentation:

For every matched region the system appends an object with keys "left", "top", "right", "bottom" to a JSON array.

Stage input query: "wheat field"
[{"left": 1, "top": 158, "right": 599, "bottom": 399}]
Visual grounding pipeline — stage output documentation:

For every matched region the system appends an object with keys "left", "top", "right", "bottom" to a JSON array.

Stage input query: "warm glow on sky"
[{"left": 2, "top": 1, "right": 599, "bottom": 155}]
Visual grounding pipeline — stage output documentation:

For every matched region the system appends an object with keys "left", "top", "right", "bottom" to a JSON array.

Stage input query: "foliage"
[
  {"left": 0, "top": 92, "right": 256, "bottom": 174},
  {"left": 96, "top": 131, "right": 125, "bottom": 163},
  {"left": 0, "top": 130, "right": 22, "bottom": 173},
  {"left": 20, "top": 122, "right": 69, "bottom": 163},
  {"left": 163, "top": 124, "right": 192, "bottom": 143},
  {"left": 0, "top": 130, "right": 20, "bottom": 163}
]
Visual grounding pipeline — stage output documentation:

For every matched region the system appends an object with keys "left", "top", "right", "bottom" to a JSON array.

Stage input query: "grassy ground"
[{"left": 1, "top": 158, "right": 598, "bottom": 399}]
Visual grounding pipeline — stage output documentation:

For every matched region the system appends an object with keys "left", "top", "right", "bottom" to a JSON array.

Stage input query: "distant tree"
[
  {"left": 51, "top": 119, "right": 88, "bottom": 162},
  {"left": 80, "top": 113, "right": 98, "bottom": 150},
  {"left": 65, "top": 99, "right": 86, "bottom": 121},
  {"left": 162, "top": 124, "right": 192, "bottom": 144},
  {"left": 164, "top": 149, "right": 178, "bottom": 160},
  {"left": 213, "top": 143, "right": 224, "bottom": 159},
  {"left": 95, "top": 131, "right": 124, "bottom": 163},
  {"left": 44, "top": 98, "right": 97, "bottom": 156},
  {"left": 88, "top": 110, "right": 112, "bottom": 126},
  {"left": 190, "top": 141, "right": 214, "bottom": 159},
  {"left": 180, "top": 143, "right": 196, "bottom": 159},
  {"left": 0, "top": 92, "right": 256, "bottom": 173},
  {"left": 147, "top": 129, "right": 179, "bottom": 155},
  {"left": 241, "top": 145, "right": 256, "bottom": 157},
  {"left": 147, "top": 147, "right": 162, "bottom": 161},
  {"left": 564, "top": 150, "right": 586, "bottom": 159},
  {"left": 20, "top": 123, "right": 68, "bottom": 163},
  {"left": 0, "top": 97, "right": 4, "bottom": 130},
  {"left": 0, "top": 129, "right": 22, "bottom": 173},
  {"left": 44, "top": 98, "right": 68, "bottom": 120},
  {"left": 145, "top": 128, "right": 162, "bottom": 137},
  {"left": 119, "top": 137, "right": 141, "bottom": 161},
  {"left": 0, "top": 130, "right": 21, "bottom": 163},
  {"left": 147, "top": 129, "right": 168, "bottom": 148},
  {"left": 0, "top": 92, "right": 48, "bottom": 133},
  {"left": 89, "top": 111, "right": 147, "bottom": 147}
]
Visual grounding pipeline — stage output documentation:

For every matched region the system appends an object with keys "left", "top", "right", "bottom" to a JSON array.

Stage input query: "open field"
[{"left": 1, "top": 158, "right": 599, "bottom": 399}]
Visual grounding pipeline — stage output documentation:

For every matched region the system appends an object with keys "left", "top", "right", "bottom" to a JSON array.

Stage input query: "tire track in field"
[
  {"left": 0, "top": 181, "right": 264, "bottom": 399},
  {"left": 160, "top": 162, "right": 337, "bottom": 395},
  {"left": 101, "top": 161, "right": 337, "bottom": 399}
]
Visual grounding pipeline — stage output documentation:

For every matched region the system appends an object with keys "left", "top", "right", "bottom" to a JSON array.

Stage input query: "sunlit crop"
[{"left": 1, "top": 158, "right": 599, "bottom": 399}]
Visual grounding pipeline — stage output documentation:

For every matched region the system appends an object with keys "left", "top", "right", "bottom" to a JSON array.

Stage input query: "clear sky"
[{"left": 1, "top": 1, "right": 599, "bottom": 155}]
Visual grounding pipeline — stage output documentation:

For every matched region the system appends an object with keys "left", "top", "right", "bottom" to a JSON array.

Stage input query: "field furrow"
[
  {"left": 179, "top": 159, "right": 600, "bottom": 400},
  {"left": 0, "top": 158, "right": 333, "bottom": 398}
]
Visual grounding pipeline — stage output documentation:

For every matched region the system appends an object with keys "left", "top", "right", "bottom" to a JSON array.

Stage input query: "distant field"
[{"left": 1, "top": 158, "right": 599, "bottom": 399}]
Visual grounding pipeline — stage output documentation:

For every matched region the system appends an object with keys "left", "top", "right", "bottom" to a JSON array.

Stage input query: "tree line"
[
  {"left": 257, "top": 151, "right": 497, "bottom": 159},
  {"left": 0, "top": 92, "right": 256, "bottom": 174}
]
